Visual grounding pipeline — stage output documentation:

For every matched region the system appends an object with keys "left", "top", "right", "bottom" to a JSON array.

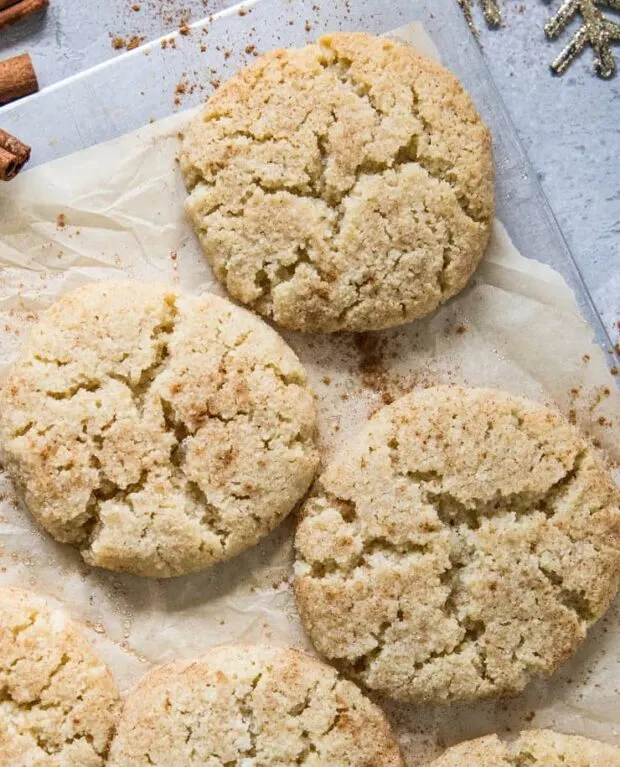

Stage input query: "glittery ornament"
[
  {"left": 457, "top": 0, "right": 502, "bottom": 37},
  {"left": 545, "top": 0, "right": 620, "bottom": 78}
]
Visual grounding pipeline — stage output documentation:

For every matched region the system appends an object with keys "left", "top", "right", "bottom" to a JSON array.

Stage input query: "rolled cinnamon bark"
[
  {"left": 0, "top": 53, "right": 39, "bottom": 105},
  {"left": 0, "top": 0, "right": 48, "bottom": 30},
  {"left": 0, "top": 130, "right": 31, "bottom": 180}
]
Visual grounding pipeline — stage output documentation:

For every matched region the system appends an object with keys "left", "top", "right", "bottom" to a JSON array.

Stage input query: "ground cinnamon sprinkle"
[
  {"left": 56, "top": 213, "right": 66, "bottom": 229},
  {"left": 354, "top": 334, "right": 386, "bottom": 384},
  {"left": 112, "top": 36, "right": 125, "bottom": 50}
]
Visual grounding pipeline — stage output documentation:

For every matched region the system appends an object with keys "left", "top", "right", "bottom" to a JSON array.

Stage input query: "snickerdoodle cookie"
[
  {"left": 181, "top": 32, "right": 494, "bottom": 333},
  {"left": 108, "top": 644, "right": 404, "bottom": 766},
  {"left": 0, "top": 282, "right": 318, "bottom": 577},
  {"left": 430, "top": 730, "right": 620, "bottom": 765},
  {"left": 0, "top": 587, "right": 120, "bottom": 766},
  {"left": 294, "top": 386, "right": 620, "bottom": 703}
]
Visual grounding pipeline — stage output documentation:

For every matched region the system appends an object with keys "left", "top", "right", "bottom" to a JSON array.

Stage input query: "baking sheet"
[{"left": 0, "top": 20, "right": 619, "bottom": 767}]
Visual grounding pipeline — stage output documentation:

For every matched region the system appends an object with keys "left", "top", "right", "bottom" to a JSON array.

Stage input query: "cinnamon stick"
[
  {"left": 0, "top": 53, "right": 38, "bottom": 105},
  {"left": 0, "top": 146, "right": 19, "bottom": 180},
  {"left": 0, "top": 130, "right": 31, "bottom": 180},
  {"left": 0, "top": 0, "right": 48, "bottom": 30}
]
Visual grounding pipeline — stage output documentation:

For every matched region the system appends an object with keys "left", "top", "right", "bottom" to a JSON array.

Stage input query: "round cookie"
[
  {"left": 108, "top": 644, "right": 404, "bottom": 766},
  {"left": 0, "top": 587, "right": 120, "bottom": 766},
  {"left": 294, "top": 386, "right": 620, "bottom": 703},
  {"left": 0, "top": 282, "right": 318, "bottom": 578},
  {"left": 181, "top": 32, "right": 494, "bottom": 333},
  {"left": 430, "top": 730, "right": 620, "bottom": 766}
]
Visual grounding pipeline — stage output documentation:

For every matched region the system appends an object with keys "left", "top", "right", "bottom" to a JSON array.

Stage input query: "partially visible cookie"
[
  {"left": 108, "top": 644, "right": 404, "bottom": 766},
  {"left": 294, "top": 386, "right": 620, "bottom": 703},
  {"left": 0, "top": 282, "right": 318, "bottom": 578},
  {"left": 430, "top": 730, "right": 620, "bottom": 765},
  {"left": 181, "top": 32, "right": 494, "bottom": 333},
  {"left": 0, "top": 587, "right": 120, "bottom": 766}
]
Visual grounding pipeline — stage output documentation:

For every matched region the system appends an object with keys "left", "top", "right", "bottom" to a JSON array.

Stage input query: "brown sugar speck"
[
  {"left": 238, "top": 7, "right": 247, "bottom": 15},
  {"left": 321, "top": 376, "right": 331, "bottom": 385},
  {"left": 245, "top": 44, "right": 257, "bottom": 55},
  {"left": 112, "top": 37, "right": 125, "bottom": 50},
  {"left": 179, "top": 22, "right": 190, "bottom": 36},
  {"left": 305, "top": 20, "right": 312, "bottom": 32},
  {"left": 455, "top": 323, "right": 467, "bottom": 335},
  {"left": 56, "top": 213, "right": 67, "bottom": 229},
  {"left": 131, "top": 3, "right": 141, "bottom": 10},
  {"left": 568, "top": 409, "right": 577, "bottom": 424},
  {"left": 611, "top": 366, "right": 618, "bottom": 376},
  {"left": 224, "top": 49, "right": 232, "bottom": 59},
  {"left": 582, "top": 354, "right": 591, "bottom": 363}
]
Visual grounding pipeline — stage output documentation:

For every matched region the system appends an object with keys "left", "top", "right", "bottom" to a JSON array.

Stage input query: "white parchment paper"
[{"left": 0, "top": 24, "right": 618, "bottom": 765}]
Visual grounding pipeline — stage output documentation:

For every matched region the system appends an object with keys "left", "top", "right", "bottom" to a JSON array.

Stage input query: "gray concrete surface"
[{"left": 0, "top": 0, "right": 618, "bottom": 342}]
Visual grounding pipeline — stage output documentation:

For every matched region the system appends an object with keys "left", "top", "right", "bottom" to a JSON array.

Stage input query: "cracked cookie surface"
[
  {"left": 0, "top": 282, "right": 318, "bottom": 578},
  {"left": 294, "top": 386, "right": 620, "bottom": 703},
  {"left": 430, "top": 729, "right": 620, "bottom": 765},
  {"left": 0, "top": 587, "right": 120, "bottom": 766},
  {"left": 181, "top": 32, "right": 494, "bottom": 333},
  {"left": 108, "top": 644, "right": 404, "bottom": 766}
]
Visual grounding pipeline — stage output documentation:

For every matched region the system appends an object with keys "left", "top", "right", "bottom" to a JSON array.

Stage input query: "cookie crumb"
[{"left": 126, "top": 35, "right": 144, "bottom": 51}]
